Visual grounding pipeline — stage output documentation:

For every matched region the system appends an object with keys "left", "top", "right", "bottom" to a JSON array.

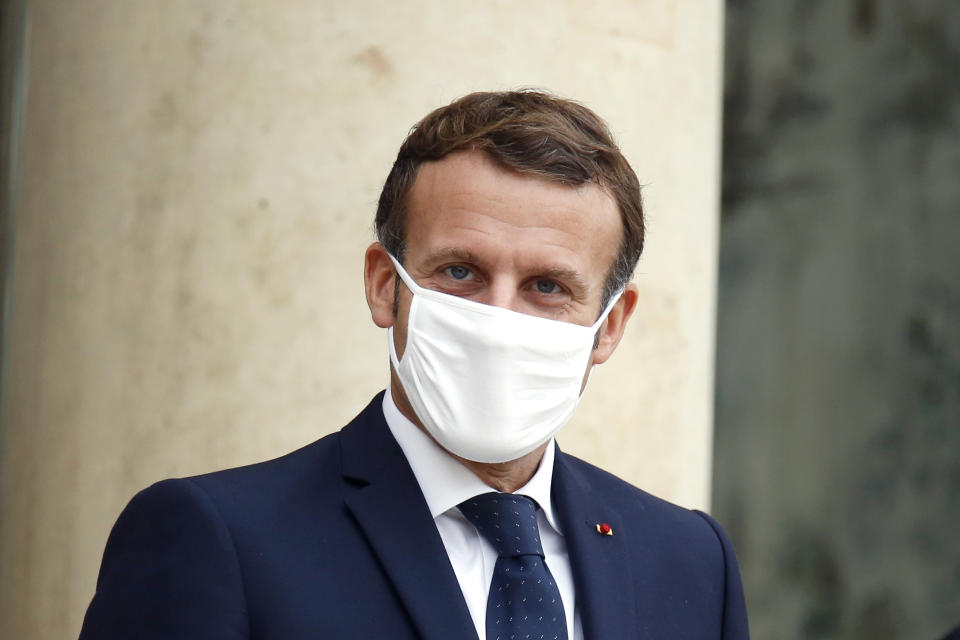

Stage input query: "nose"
[{"left": 482, "top": 278, "right": 524, "bottom": 314}]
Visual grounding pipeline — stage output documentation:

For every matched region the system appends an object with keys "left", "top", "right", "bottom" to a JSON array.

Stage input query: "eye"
[
  {"left": 443, "top": 265, "right": 472, "bottom": 280},
  {"left": 535, "top": 279, "right": 562, "bottom": 294}
]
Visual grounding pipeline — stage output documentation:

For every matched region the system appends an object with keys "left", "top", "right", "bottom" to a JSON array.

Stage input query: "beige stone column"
[{"left": 0, "top": 1, "right": 724, "bottom": 638}]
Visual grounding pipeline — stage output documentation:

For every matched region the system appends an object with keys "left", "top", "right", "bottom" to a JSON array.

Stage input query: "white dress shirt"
[{"left": 382, "top": 389, "right": 583, "bottom": 640}]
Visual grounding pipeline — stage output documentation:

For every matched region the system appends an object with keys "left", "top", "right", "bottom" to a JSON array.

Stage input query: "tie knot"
[{"left": 458, "top": 492, "right": 544, "bottom": 558}]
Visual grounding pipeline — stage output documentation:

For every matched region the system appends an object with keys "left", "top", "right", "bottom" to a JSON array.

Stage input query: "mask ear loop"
[
  {"left": 582, "top": 289, "right": 625, "bottom": 395},
  {"left": 387, "top": 254, "right": 422, "bottom": 295},
  {"left": 591, "top": 289, "right": 625, "bottom": 330},
  {"left": 386, "top": 254, "right": 418, "bottom": 371}
]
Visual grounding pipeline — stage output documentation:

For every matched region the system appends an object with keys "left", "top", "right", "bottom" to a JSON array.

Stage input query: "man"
[{"left": 80, "top": 91, "right": 749, "bottom": 639}]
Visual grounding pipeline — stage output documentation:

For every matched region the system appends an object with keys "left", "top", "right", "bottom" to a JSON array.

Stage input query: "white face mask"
[{"left": 387, "top": 254, "right": 621, "bottom": 464}]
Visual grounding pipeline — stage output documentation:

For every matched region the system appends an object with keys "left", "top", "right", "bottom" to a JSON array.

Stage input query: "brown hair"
[{"left": 375, "top": 90, "right": 644, "bottom": 307}]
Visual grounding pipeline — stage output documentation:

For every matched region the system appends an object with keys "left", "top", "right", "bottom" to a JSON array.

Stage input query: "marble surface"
[{"left": 715, "top": 1, "right": 960, "bottom": 638}]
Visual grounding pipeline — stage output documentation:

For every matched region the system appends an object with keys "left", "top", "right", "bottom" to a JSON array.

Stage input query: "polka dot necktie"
[{"left": 458, "top": 492, "right": 568, "bottom": 640}]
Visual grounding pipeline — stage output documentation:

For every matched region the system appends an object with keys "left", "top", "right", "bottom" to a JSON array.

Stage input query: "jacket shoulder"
[
  {"left": 557, "top": 451, "right": 750, "bottom": 638},
  {"left": 558, "top": 451, "right": 700, "bottom": 516},
  {"left": 183, "top": 429, "right": 344, "bottom": 502},
  {"left": 557, "top": 451, "right": 735, "bottom": 560}
]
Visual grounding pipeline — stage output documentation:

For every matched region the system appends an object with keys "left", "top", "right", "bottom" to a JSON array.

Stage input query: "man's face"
[{"left": 365, "top": 149, "right": 637, "bottom": 426}]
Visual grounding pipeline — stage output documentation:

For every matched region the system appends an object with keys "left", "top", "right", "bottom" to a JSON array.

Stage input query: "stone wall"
[{"left": 0, "top": 2, "right": 725, "bottom": 638}]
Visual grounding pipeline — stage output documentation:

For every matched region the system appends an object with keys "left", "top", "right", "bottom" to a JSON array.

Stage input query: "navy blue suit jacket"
[{"left": 80, "top": 392, "right": 749, "bottom": 639}]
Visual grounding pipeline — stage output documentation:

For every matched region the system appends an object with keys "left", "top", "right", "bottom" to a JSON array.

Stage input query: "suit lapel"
[
  {"left": 340, "top": 394, "right": 479, "bottom": 640},
  {"left": 552, "top": 450, "right": 640, "bottom": 639}
]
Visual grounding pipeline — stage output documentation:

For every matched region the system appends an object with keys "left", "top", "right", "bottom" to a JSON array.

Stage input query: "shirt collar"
[{"left": 381, "top": 387, "right": 563, "bottom": 534}]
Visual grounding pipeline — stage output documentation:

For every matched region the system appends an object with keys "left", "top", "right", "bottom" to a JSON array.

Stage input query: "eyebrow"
[{"left": 422, "top": 247, "right": 481, "bottom": 266}]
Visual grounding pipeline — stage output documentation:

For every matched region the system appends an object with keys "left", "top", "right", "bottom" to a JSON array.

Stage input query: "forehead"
[{"left": 404, "top": 151, "right": 621, "bottom": 279}]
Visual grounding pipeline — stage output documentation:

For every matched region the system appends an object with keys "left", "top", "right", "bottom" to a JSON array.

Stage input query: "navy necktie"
[{"left": 458, "top": 492, "right": 568, "bottom": 640}]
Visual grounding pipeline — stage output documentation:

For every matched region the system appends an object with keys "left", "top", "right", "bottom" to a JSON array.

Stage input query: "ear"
[
  {"left": 364, "top": 242, "right": 397, "bottom": 328},
  {"left": 590, "top": 282, "right": 639, "bottom": 366}
]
